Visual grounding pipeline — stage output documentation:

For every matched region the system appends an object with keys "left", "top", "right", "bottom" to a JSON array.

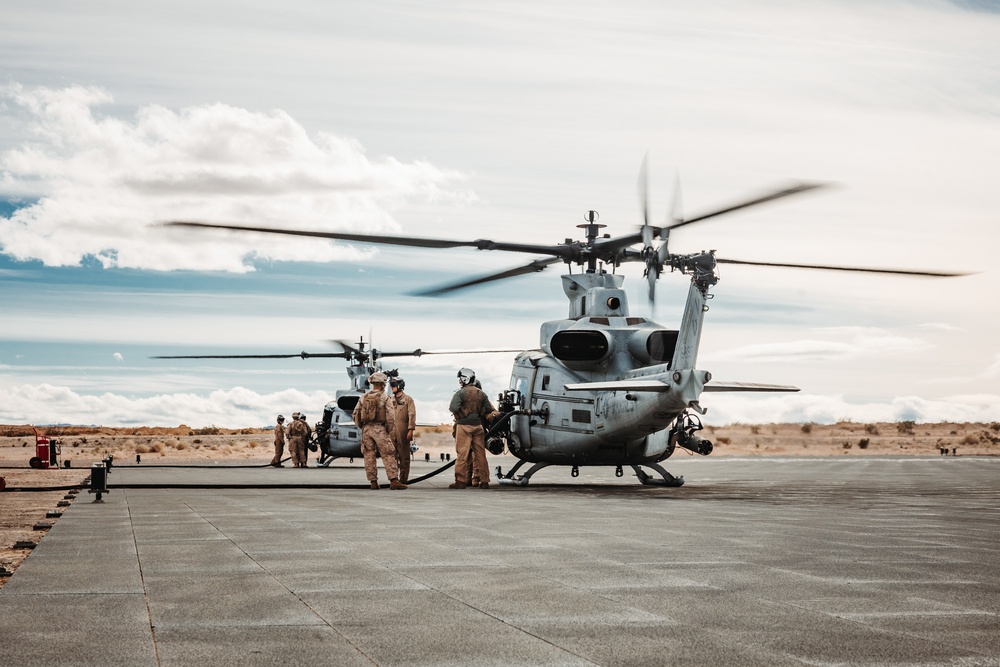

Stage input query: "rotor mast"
[{"left": 578, "top": 210, "right": 605, "bottom": 274}]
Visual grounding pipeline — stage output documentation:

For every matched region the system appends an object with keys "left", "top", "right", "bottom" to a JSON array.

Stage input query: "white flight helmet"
[{"left": 457, "top": 367, "right": 476, "bottom": 387}]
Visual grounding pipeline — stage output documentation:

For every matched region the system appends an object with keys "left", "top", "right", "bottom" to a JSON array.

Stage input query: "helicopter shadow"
[{"left": 500, "top": 480, "right": 944, "bottom": 509}]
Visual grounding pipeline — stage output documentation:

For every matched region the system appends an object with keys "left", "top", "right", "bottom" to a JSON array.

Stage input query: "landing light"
[
  {"left": 672, "top": 371, "right": 682, "bottom": 383},
  {"left": 606, "top": 297, "right": 620, "bottom": 310}
]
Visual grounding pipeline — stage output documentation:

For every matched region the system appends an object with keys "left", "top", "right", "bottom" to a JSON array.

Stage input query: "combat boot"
[
  {"left": 389, "top": 478, "right": 408, "bottom": 490},
  {"left": 448, "top": 481, "right": 467, "bottom": 489},
  {"left": 479, "top": 482, "right": 490, "bottom": 489},
  {"left": 370, "top": 481, "right": 380, "bottom": 490},
  {"left": 470, "top": 478, "right": 480, "bottom": 487}
]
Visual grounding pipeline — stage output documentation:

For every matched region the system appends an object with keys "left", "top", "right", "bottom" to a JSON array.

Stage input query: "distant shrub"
[
  {"left": 961, "top": 434, "right": 979, "bottom": 445},
  {"left": 990, "top": 422, "right": 1000, "bottom": 432},
  {"left": 800, "top": 423, "right": 813, "bottom": 434},
  {"left": 864, "top": 424, "right": 879, "bottom": 435},
  {"left": 248, "top": 441, "right": 259, "bottom": 449},
  {"left": 716, "top": 436, "right": 731, "bottom": 445},
  {"left": 149, "top": 442, "right": 163, "bottom": 453},
  {"left": 750, "top": 425, "right": 760, "bottom": 435},
  {"left": 135, "top": 444, "right": 150, "bottom": 454},
  {"left": 896, "top": 421, "right": 915, "bottom": 435},
  {"left": 858, "top": 438, "right": 870, "bottom": 449},
  {"left": 842, "top": 441, "right": 852, "bottom": 449},
  {"left": 192, "top": 439, "right": 202, "bottom": 444},
  {"left": 193, "top": 426, "right": 221, "bottom": 436}
]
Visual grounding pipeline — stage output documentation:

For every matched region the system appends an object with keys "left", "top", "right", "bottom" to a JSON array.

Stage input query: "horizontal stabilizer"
[{"left": 703, "top": 381, "right": 799, "bottom": 393}]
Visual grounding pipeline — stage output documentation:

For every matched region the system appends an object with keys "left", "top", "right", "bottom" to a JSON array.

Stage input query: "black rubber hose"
[{"left": 2, "top": 485, "right": 85, "bottom": 492}]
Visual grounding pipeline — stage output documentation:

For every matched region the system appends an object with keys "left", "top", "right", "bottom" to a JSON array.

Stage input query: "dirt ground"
[{"left": 2, "top": 420, "right": 998, "bottom": 588}]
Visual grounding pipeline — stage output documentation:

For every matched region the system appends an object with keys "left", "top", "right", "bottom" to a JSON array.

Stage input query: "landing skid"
[
  {"left": 496, "top": 460, "right": 551, "bottom": 486},
  {"left": 316, "top": 454, "right": 338, "bottom": 467},
  {"left": 495, "top": 460, "right": 684, "bottom": 487},
  {"left": 631, "top": 463, "right": 684, "bottom": 487}
]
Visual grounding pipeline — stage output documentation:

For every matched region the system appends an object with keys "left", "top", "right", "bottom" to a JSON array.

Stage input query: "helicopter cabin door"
[{"left": 527, "top": 364, "right": 595, "bottom": 449}]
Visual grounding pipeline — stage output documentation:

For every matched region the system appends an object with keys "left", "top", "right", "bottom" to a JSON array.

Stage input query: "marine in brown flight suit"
[
  {"left": 352, "top": 372, "right": 406, "bottom": 490},
  {"left": 286, "top": 411, "right": 310, "bottom": 468},
  {"left": 389, "top": 376, "right": 416, "bottom": 484},
  {"left": 449, "top": 368, "right": 499, "bottom": 490},
  {"left": 298, "top": 413, "right": 312, "bottom": 467},
  {"left": 270, "top": 414, "right": 286, "bottom": 467}
]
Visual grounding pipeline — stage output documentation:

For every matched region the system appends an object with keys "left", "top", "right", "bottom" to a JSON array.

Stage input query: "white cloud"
[
  {"left": 0, "top": 84, "right": 474, "bottom": 271},
  {"left": 703, "top": 391, "right": 1000, "bottom": 425},
  {"left": 2, "top": 382, "right": 996, "bottom": 429},
  {"left": 0, "top": 383, "right": 333, "bottom": 428},
  {"left": 919, "top": 322, "right": 963, "bottom": 332},
  {"left": 707, "top": 327, "right": 933, "bottom": 364}
]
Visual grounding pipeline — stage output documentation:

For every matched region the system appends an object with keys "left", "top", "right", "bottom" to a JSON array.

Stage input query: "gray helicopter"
[
  {"left": 154, "top": 337, "right": 515, "bottom": 466},
  {"left": 162, "top": 169, "right": 964, "bottom": 486}
]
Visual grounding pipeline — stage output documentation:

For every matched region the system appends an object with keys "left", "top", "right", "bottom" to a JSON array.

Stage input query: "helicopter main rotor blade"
[
  {"left": 666, "top": 182, "right": 827, "bottom": 231},
  {"left": 411, "top": 256, "right": 565, "bottom": 296},
  {"left": 330, "top": 339, "right": 365, "bottom": 356},
  {"left": 375, "top": 348, "right": 525, "bottom": 358},
  {"left": 639, "top": 154, "right": 651, "bottom": 233},
  {"left": 151, "top": 352, "right": 351, "bottom": 359},
  {"left": 161, "top": 221, "right": 577, "bottom": 258},
  {"left": 715, "top": 258, "right": 969, "bottom": 277}
]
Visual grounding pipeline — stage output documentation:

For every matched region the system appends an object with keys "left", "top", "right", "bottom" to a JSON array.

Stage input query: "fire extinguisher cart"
[{"left": 29, "top": 427, "right": 60, "bottom": 469}]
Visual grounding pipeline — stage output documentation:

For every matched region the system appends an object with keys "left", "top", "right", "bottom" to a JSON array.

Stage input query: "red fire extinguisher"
[{"left": 29, "top": 427, "right": 60, "bottom": 469}]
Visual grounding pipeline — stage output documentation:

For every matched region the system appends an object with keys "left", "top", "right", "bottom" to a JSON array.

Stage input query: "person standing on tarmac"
[
  {"left": 449, "top": 368, "right": 499, "bottom": 489},
  {"left": 299, "top": 413, "right": 313, "bottom": 467},
  {"left": 352, "top": 372, "right": 407, "bottom": 490},
  {"left": 286, "top": 411, "right": 310, "bottom": 468},
  {"left": 270, "top": 414, "right": 286, "bottom": 467},
  {"left": 389, "top": 377, "right": 416, "bottom": 484}
]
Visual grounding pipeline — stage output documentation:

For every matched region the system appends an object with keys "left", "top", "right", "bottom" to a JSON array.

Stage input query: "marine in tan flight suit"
[
  {"left": 270, "top": 414, "right": 286, "bottom": 467},
  {"left": 352, "top": 372, "right": 406, "bottom": 490},
  {"left": 389, "top": 377, "right": 416, "bottom": 484},
  {"left": 449, "top": 368, "right": 499, "bottom": 489},
  {"left": 298, "top": 413, "right": 312, "bottom": 467},
  {"left": 286, "top": 411, "right": 310, "bottom": 468}
]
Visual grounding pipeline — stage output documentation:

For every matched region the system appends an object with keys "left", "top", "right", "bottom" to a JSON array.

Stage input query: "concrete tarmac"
[{"left": 1, "top": 456, "right": 998, "bottom": 666}]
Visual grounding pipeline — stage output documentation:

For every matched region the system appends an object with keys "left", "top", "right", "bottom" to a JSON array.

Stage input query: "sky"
[{"left": 1, "top": 0, "right": 998, "bottom": 427}]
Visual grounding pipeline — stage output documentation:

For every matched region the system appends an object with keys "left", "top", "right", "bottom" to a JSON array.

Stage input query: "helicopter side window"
[
  {"left": 542, "top": 375, "right": 550, "bottom": 390},
  {"left": 572, "top": 409, "right": 591, "bottom": 424}
]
